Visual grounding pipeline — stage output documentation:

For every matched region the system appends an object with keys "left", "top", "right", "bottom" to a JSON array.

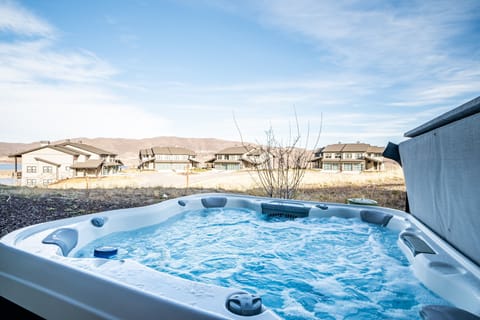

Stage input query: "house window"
[
  {"left": 335, "top": 153, "right": 341, "bottom": 159},
  {"left": 27, "top": 179, "right": 36, "bottom": 186},
  {"left": 65, "top": 166, "right": 70, "bottom": 171},
  {"left": 353, "top": 163, "right": 363, "bottom": 171},
  {"left": 323, "top": 163, "right": 340, "bottom": 170},
  {"left": 43, "top": 179, "right": 53, "bottom": 186},
  {"left": 26, "top": 166, "right": 37, "bottom": 173},
  {"left": 343, "top": 163, "right": 352, "bottom": 171},
  {"left": 324, "top": 153, "right": 332, "bottom": 159},
  {"left": 345, "top": 153, "right": 352, "bottom": 159},
  {"left": 43, "top": 166, "right": 52, "bottom": 173},
  {"left": 355, "top": 153, "right": 363, "bottom": 159}
]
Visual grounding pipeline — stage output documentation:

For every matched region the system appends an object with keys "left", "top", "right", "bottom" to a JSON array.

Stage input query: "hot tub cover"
[{"left": 398, "top": 96, "right": 480, "bottom": 266}]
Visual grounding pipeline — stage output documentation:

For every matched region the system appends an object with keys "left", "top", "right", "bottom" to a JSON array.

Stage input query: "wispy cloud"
[
  {"left": 0, "top": 40, "right": 117, "bottom": 83},
  {"left": 245, "top": 0, "right": 480, "bottom": 107},
  {"left": 0, "top": 1, "right": 167, "bottom": 142},
  {"left": 1, "top": 0, "right": 478, "bottom": 147},
  {"left": 1, "top": 82, "right": 171, "bottom": 141},
  {"left": 254, "top": 1, "right": 476, "bottom": 70},
  {"left": 0, "top": 0, "right": 55, "bottom": 37}
]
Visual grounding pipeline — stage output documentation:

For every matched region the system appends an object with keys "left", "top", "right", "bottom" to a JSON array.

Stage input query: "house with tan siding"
[
  {"left": 206, "top": 146, "right": 262, "bottom": 170},
  {"left": 9, "top": 141, "right": 123, "bottom": 186},
  {"left": 311, "top": 142, "right": 384, "bottom": 172},
  {"left": 138, "top": 146, "right": 199, "bottom": 171}
]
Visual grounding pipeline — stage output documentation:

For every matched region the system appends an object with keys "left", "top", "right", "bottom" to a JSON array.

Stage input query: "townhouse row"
[{"left": 9, "top": 141, "right": 385, "bottom": 187}]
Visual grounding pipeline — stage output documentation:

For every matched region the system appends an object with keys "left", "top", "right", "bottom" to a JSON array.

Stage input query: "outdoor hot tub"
[
  {"left": 1, "top": 192, "right": 479, "bottom": 320},
  {"left": 1, "top": 97, "right": 480, "bottom": 319}
]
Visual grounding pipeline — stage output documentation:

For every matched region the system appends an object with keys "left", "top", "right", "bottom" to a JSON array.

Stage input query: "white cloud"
[
  {"left": 0, "top": 0, "right": 55, "bottom": 37},
  {"left": 0, "top": 40, "right": 117, "bottom": 83},
  {"left": 253, "top": 1, "right": 474, "bottom": 71},
  {"left": 0, "top": 1, "right": 169, "bottom": 142},
  {"left": 1, "top": 0, "right": 478, "bottom": 148},
  {"left": 244, "top": 0, "right": 480, "bottom": 108},
  {"left": 0, "top": 82, "right": 171, "bottom": 142}
]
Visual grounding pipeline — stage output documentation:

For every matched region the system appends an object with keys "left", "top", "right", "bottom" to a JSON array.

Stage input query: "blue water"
[
  {"left": 0, "top": 163, "right": 17, "bottom": 185},
  {"left": 0, "top": 163, "right": 20, "bottom": 170},
  {"left": 76, "top": 208, "right": 450, "bottom": 320},
  {"left": 0, "top": 178, "right": 14, "bottom": 185}
]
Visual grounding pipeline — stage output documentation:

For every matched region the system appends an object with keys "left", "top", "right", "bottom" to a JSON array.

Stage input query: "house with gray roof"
[
  {"left": 311, "top": 142, "right": 384, "bottom": 172},
  {"left": 206, "top": 146, "right": 263, "bottom": 170},
  {"left": 8, "top": 140, "right": 123, "bottom": 187},
  {"left": 138, "top": 146, "right": 199, "bottom": 171}
]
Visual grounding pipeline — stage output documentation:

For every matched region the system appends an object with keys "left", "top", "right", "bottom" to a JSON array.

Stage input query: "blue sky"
[{"left": 1, "top": 0, "right": 479, "bottom": 148}]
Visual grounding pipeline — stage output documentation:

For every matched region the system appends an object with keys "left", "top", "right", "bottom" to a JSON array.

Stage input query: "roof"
[
  {"left": 367, "top": 146, "right": 385, "bottom": 153},
  {"left": 51, "top": 145, "right": 90, "bottom": 156},
  {"left": 216, "top": 146, "right": 253, "bottom": 155},
  {"left": 322, "top": 144, "right": 346, "bottom": 152},
  {"left": 151, "top": 146, "right": 196, "bottom": 156},
  {"left": 342, "top": 143, "right": 370, "bottom": 152},
  {"left": 9, "top": 142, "right": 113, "bottom": 157},
  {"left": 322, "top": 143, "right": 384, "bottom": 153},
  {"left": 34, "top": 157, "right": 61, "bottom": 167},
  {"left": 246, "top": 148, "right": 263, "bottom": 156},
  {"left": 58, "top": 142, "right": 117, "bottom": 156},
  {"left": 70, "top": 159, "right": 103, "bottom": 169},
  {"left": 103, "top": 161, "right": 122, "bottom": 167}
]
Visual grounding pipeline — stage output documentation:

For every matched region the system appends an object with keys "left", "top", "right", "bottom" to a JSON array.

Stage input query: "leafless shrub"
[{"left": 234, "top": 109, "right": 322, "bottom": 199}]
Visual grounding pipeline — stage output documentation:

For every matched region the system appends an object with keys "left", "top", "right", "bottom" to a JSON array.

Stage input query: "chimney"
[{"left": 40, "top": 140, "right": 50, "bottom": 146}]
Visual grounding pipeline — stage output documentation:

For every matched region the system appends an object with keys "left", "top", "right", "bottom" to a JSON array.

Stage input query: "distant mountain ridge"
[{"left": 0, "top": 136, "right": 251, "bottom": 166}]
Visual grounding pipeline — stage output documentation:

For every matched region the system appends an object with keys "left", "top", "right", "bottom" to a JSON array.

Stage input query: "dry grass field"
[{"left": 43, "top": 166, "right": 407, "bottom": 210}]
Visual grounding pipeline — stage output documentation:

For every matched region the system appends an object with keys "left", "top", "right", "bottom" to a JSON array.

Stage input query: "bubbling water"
[{"left": 75, "top": 208, "right": 450, "bottom": 319}]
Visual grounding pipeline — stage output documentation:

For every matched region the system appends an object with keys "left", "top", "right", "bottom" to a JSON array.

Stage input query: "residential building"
[
  {"left": 311, "top": 142, "right": 384, "bottom": 172},
  {"left": 8, "top": 141, "right": 123, "bottom": 187},
  {"left": 206, "top": 146, "right": 266, "bottom": 170},
  {"left": 138, "top": 146, "right": 199, "bottom": 171}
]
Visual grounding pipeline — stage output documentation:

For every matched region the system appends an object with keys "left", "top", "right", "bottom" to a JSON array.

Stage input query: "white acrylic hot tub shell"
[{"left": 1, "top": 193, "right": 479, "bottom": 319}]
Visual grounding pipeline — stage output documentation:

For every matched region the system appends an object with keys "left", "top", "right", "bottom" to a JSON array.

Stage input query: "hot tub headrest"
[
  {"left": 201, "top": 197, "right": 227, "bottom": 208},
  {"left": 42, "top": 228, "right": 78, "bottom": 256},
  {"left": 360, "top": 210, "right": 393, "bottom": 227},
  {"left": 400, "top": 233, "right": 436, "bottom": 256}
]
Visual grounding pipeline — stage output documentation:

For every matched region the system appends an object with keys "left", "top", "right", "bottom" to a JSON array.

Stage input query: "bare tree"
[{"left": 234, "top": 109, "right": 322, "bottom": 199}]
